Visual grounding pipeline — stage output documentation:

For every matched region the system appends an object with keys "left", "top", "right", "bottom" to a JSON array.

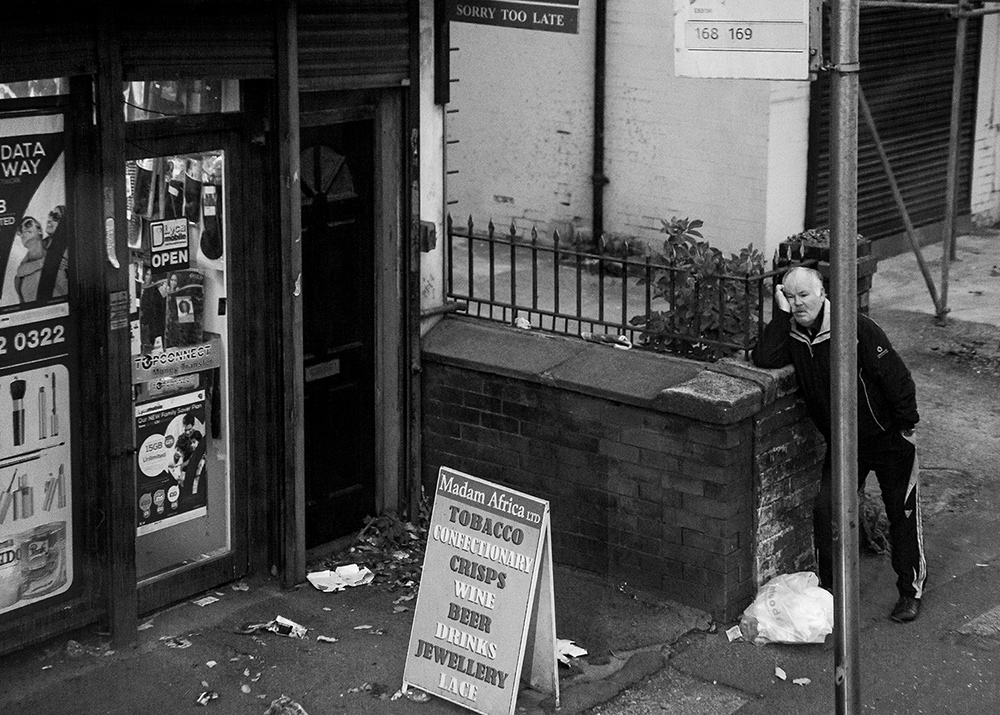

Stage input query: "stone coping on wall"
[{"left": 421, "top": 316, "right": 799, "bottom": 420}]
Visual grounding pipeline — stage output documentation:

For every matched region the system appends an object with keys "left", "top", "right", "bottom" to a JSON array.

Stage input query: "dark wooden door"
[{"left": 300, "top": 120, "right": 376, "bottom": 548}]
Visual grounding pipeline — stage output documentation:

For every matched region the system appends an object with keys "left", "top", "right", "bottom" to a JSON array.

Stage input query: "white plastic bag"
[{"left": 739, "top": 572, "right": 834, "bottom": 645}]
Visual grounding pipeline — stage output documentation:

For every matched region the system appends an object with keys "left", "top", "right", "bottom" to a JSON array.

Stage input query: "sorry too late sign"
[
  {"left": 448, "top": 0, "right": 579, "bottom": 34},
  {"left": 404, "top": 467, "right": 558, "bottom": 715}
]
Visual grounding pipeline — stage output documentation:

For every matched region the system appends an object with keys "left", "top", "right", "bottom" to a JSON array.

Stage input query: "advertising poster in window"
[
  {"left": 127, "top": 151, "right": 226, "bottom": 546},
  {"left": 135, "top": 389, "right": 208, "bottom": 535},
  {"left": 0, "top": 112, "right": 74, "bottom": 616}
]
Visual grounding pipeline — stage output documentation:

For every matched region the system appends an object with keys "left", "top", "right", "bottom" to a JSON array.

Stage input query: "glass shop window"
[
  {"left": 123, "top": 80, "right": 240, "bottom": 122},
  {"left": 126, "top": 151, "right": 231, "bottom": 580},
  {"left": 0, "top": 78, "right": 69, "bottom": 99}
]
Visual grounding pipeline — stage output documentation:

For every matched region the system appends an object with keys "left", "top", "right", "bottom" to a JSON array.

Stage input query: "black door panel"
[{"left": 300, "top": 121, "right": 375, "bottom": 548}]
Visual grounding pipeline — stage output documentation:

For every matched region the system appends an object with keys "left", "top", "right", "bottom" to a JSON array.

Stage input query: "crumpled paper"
[
  {"left": 307, "top": 565, "right": 375, "bottom": 592},
  {"left": 263, "top": 695, "right": 309, "bottom": 715},
  {"left": 556, "top": 638, "right": 588, "bottom": 665},
  {"left": 238, "top": 615, "right": 308, "bottom": 639}
]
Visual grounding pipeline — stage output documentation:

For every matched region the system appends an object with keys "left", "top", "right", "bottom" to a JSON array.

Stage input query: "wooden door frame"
[
  {"left": 284, "top": 89, "right": 407, "bottom": 579},
  {"left": 122, "top": 125, "right": 254, "bottom": 614}
]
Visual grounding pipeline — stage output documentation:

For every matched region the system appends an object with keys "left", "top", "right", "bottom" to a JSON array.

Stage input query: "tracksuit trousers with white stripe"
[{"left": 814, "top": 429, "right": 927, "bottom": 600}]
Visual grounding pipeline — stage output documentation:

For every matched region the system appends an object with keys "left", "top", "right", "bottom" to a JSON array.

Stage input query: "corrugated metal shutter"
[
  {"left": 0, "top": 10, "right": 97, "bottom": 81},
  {"left": 121, "top": 2, "right": 277, "bottom": 80},
  {"left": 298, "top": 0, "right": 410, "bottom": 91},
  {"left": 807, "top": 9, "right": 982, "bottom": 241}
]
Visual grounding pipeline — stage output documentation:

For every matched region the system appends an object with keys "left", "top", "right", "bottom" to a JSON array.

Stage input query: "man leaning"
[{"left": 752, "top": 266, "right": 926, "bottom": 623}]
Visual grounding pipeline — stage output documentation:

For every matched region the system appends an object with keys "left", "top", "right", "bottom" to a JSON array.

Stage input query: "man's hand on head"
[{"left": 775, "top": 284, "right": 791, "bottom": 313}]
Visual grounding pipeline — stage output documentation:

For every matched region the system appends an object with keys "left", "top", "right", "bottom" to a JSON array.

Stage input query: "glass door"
[{"left": 124, "top": 134, "right": 245, "bottom": 606}]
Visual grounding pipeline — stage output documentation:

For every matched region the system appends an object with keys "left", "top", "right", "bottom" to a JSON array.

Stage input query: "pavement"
[{"left": 1, "top": 231, "right": 999, "bottom": 714}]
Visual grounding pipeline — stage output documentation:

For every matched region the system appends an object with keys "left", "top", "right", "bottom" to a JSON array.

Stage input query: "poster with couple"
[{"left": 0, "top": 113, "right": 69, "bottom": 313}]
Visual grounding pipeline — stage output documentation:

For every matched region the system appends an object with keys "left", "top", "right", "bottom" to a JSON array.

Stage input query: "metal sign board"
[
  {"left": 447, "top": 0, "right": 579, "bottom": 34},
  {"left": 674, "top": 0, "right": 811, "bottom": 80},
  {"left": 403, "top": 466, "right": 558, "bottom": 715}
]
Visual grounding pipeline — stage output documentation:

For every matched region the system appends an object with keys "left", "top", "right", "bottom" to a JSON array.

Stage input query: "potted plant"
[{"left": 776, "top": 228, "right": 877, "bottom": 313}]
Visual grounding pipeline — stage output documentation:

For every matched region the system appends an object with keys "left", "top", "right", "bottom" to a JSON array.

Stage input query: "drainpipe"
[{"left": 591, "top": 0, "right": 609, "bottom": 249}]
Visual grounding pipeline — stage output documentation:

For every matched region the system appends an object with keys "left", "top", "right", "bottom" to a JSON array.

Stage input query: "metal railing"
[{"left": 445, "top": 215, "right": 812, "bottom": 362}]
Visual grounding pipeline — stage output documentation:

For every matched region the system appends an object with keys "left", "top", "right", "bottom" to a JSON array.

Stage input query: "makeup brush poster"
[
  {"left": 0, "top": 364, "right": 73, "bottom": 616},
  {"left": 0, "top": 113, "right": 75, "bottom": 615}
]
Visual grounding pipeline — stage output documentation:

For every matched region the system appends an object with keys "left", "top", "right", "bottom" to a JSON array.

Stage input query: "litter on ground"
[
  {"left": 159, "top": 635, "right": 193, "bottom": 649},
  {"left": 306, "top": 565, "right": 375, "bottom": 592},
  {"left": 195, "top": 691, "right": 219, "bottom": 706},
  {"left": 237, "top": 616, "right": 308, "bottom": 639},
  {"left": 556, "top": 638, "right": 588, "bottom": 665},
  {"left": 263, "top": 695, "right": 309, "bottom": 715},
  {"left": 402, "top": 684, "right": 431, "bottom": 703}
]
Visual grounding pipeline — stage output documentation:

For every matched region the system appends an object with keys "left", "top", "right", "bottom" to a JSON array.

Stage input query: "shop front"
[{"left": 0, "top": 2, "right": 420, "bottom": 656}]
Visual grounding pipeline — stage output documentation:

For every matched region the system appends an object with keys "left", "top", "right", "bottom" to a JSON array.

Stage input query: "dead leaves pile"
[{"left": 317, "top": 501, "right": 430, "bottom": 603}]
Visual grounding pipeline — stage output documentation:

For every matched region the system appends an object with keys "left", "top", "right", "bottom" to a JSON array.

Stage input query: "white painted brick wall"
[
  {"left": 421, "top": 0, "right": 447, "bottom": 321},
  {"left": 445, "top": 1, "right": 795, "bottom": 258},
  {"left": 971, "top": 16, "right": 1000, "bottom": 226},
  {"left": 447, "top": 10, "right": 594, "bottom": 238}
]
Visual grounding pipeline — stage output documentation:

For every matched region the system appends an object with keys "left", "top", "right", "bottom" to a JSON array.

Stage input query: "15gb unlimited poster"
[
  {"left": 0, "top": 113, "right": 69, "bottom": 311},
  {"left": 135, "top": 390, "right": 208, "bottom": 535}
]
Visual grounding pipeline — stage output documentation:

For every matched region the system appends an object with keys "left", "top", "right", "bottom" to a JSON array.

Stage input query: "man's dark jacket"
[{"left": 752, "top": 300, "right": 919, "bottom": 440}]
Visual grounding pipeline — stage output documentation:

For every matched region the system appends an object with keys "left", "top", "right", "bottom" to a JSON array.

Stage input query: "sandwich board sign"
[
  {"left": 403, "top": 466, "right": 559, "bottom": 715},
  {"left": 674, "top": 0, "right": 813, "bottom": 80}
]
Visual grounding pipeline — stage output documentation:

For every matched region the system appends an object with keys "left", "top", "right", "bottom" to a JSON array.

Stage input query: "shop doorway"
[
  {"left": 123, "top": 127, "right": 253, "bottom": 614},
  {"left": 300, "top": 120, "right": 377, "bottom": 549}
]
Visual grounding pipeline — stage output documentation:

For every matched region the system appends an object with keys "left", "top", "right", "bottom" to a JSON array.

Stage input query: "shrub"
[{"left": 630, "top": 217, "right": 766, "bottom": 362}]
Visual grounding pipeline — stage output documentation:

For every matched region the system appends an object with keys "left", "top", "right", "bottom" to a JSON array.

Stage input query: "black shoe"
[{"left": 890, "top": 596, "right": 921, "bottom": 623}]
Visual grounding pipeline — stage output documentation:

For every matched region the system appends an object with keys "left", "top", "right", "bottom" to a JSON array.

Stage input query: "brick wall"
[
  {"left": 421, "top": 318, "right": 824, "bottom": 622},
  {"left": 752, "top": 387, "right": 824, "bottom": 584},
  {"left": 971, "top": 16, "right": 1000, "bottom": 226}
]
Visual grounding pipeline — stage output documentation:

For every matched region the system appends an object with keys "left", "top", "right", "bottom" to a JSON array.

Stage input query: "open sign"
[{"left": 150, "top": 218, "right": 190, "bottom": 275}]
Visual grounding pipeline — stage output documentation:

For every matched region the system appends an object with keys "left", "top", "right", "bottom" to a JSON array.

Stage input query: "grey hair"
[{"left": 783, "top": 266, "right": 825, "bottom": 294}]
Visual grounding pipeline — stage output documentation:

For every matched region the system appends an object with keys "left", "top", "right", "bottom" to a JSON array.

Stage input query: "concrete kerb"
[
  {"left": 531, "top": 647, "right": 670, "bottom": 715},
  {"left": 529, "top": 566, "right": 714, "bottom": 714}
]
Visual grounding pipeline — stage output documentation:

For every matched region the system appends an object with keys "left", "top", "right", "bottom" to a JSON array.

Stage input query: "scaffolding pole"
[
  {"left": 855, "top": 0, "right": 997, "bottom": 322},
  {"left": 830, "top": 0, "right": 862, "bottom": 712},
  {"left": 938, "top": 0, "right": 970, "bottom": 323}
]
